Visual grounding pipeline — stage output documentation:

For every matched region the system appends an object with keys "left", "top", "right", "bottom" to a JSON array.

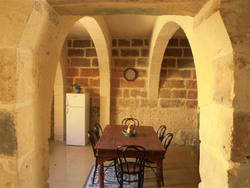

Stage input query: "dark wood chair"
[
  {"left": 93, "top": 123, "right": 102, "bottom": 140},
  {"left": 87, "top": 130, "right": 116, "bottom": 184},
  {"left": 162, "top": 133, "right": 174, "bottom": 151},
  {"left": 145, "top": 133, "right": 174, "bottom": 186},
  {"left": 156, "top": 125, "right": 167, "bottom": 142},
  {"left": 115, "top": 145, "right": 146, "bottom": 188},
  {"left": 87, "top": 130, "right": 99, "bottom": 184},
  {"left": 121, "top": 118, "right": 140, "bottom": 126}
]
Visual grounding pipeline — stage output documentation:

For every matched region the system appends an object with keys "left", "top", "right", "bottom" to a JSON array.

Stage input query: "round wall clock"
[{"left": 124, "top": 68, "right": 137, "bottom": 81}]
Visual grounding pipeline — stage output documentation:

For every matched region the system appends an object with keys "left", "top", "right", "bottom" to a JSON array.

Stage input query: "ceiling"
[
  {"left": 47, "top": 0, "right": 207, "bottom": 16},
  {"left": 67, "top": 15, "right": 185, "bottom": 39}
]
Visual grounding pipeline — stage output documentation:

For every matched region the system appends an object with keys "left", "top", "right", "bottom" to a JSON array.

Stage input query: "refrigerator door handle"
[
  {"left": 66, "top": 99, "right": 69, "bottom": 107},
  {"left": 66, "top": 107, "right": 69, "bottom": 115}
]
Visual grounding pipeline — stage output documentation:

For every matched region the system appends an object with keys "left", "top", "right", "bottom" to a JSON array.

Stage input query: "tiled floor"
[{"left": 48, "top": 140, "right": 200, "bottom": 188}]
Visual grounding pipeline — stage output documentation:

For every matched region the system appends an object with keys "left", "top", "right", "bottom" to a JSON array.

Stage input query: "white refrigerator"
[{"left": 66, "top": 93, "right": 90, "bottom": 146}]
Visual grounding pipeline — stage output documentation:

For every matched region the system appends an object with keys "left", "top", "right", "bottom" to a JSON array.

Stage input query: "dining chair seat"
[{"left": 121, "top": 162, "right": 141, "bottom": 173}]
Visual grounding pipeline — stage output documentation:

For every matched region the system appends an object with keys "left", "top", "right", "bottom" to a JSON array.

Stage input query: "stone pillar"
[
  {"left": 191, "top": 0, "right": 235, "bottom": 187},
  {"left": 0, "top": 1, "right": 33, "bottom": 187},
  {"left": 14, "top": 1, "right": 74, "bottom": 187},
  {"left": 220, "top": 1, "right": 250, "bottom": 187}
]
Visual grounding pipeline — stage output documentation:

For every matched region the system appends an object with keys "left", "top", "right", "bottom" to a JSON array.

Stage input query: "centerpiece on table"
[{"left": 122, "top": 123, "right": 136, "bottom": 137}]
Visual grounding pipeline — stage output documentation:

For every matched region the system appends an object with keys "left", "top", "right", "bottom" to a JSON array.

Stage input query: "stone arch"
[
  {"left": 15, "top": 3, "right": 111, "bottom": 186},
  {"left": 78, "top": 16, "right": 111, "bottom": 128},
  {"left": 148, "top": 12, "right": 234, "bottom": 187},
  {"left": 148, "top": 20, "right": 180, "bottom": 98},
  {"left": 52, "top": 16, "right": 111, "bottom": 140},
  {"left": 2, "top": 0, "right": 248, "bottom": 187},
  {"left": 148, "top": 16, "right": 198, "bottom": 99},
  {"left": 148, "top": 13, "right": 233, "bottom": 103}
]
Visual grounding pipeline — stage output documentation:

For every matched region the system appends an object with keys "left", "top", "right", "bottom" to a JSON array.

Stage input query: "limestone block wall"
[
  {"left": 67, "top": 39, "right": 100, "bottom": 126},
  {"left": 0, "top": 0, "right": 248, "bottom": 187},
  {"left": 0, "top": 47, "right": 19, "bottom": 187},
  {"left": 159, "top": 38, "right": 197, "bottom": 109},
  {"left": 110, "top": 38, "right": 198, "bottom": 145},
  {"left": 1, "top": 0, "right": 78, "bottom": 187},
  {"left": 0, "top": 110, "right": 17, "bottom": 188},
  {"left": 66, "top": 37, "right": 198, "bottom": 145}
]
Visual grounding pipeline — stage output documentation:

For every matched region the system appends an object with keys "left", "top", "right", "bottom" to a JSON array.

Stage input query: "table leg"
[
  {"left": 156, "top": 159, "right": 163, "bottom": 188},
  {"left": 98, "top": 161, "right": 104, "bottom": 188}
]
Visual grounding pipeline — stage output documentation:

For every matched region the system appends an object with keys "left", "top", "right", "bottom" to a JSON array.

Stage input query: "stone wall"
[
  {"left": 160, "top": 38, "right": 197, "bottom": 108},
  {"left": 67, "top": 39, "right": 100, "bottom": 126},
  {"left": 66, "top": 37, "right": 198, "bottom": 145},
  {"left": 0, "top": 110, "right": 17, "bottom": 187},
  {"left": 110, "top": 38, "right": 198, "bottom": 145}
]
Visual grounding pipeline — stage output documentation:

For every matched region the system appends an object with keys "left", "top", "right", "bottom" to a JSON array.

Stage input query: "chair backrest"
[
  {"left": 116, "top": 145, "right": 145, "bottom": 174},
  {"left": 87, "top": 130, "right": 97, "bottom": 156},
  {"left": 156, "top": 125, "right": 167, "bottom": 142},
  {"left": 93, "top": 123, "right": 102, "bottom": 140},
  {"left": 121, "top": 118, "right": 140, "bottom": 126},
  {"left": 94, "top": 123, "right": 103, "bottom": 133},
  {"left": 162, "top": 133, "right": 174, "bottom": 151}
]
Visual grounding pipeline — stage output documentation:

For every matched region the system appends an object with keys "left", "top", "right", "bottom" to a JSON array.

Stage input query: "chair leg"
[
  {"left": 138, "top": 180, "right": 141, "bottom": 188},
  {"left": 138, "top": 175, "right": 142, "bottom": 188},
  {"left": 92, "top": 159, "right": 98, "bottom": 184},
  {"left": 142, "top": 170, "right": 145, "bottom": 188},
  {"left": 137, "top": 173, "right": 140, "bottom": 187},
  {"left": 114, "top": 160, "right": 117, "bottom": 177},
  {"left": 161, "top": 168, "right": 164, "bottom": 186},
  {"left": 120, "top": 175, "right": 123, "bottom": 188}
]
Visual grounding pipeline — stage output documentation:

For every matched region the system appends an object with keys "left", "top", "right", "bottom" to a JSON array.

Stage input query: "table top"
[{"left": 95, "top": 125, "right": 166, "bottom": 158}]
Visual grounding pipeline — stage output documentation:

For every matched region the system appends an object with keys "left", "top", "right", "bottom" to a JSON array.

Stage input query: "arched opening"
[
  {"left": 158, "top": 27, "right": 199, "bottom": 146},
  {"left": 2, "top": 0, "right": 248, "bottom": 187},
  {"left": 48, "top": 16, "right": 112, "bottom": 186},
  {"left": 147, "top": 12, "right": 234, "bottom": 187},
  {"left": 50, "top": 16, "right": 111, "bottom": 142},
  {"left": 159, "top": 27, "right": 201, "bottom": 185},
  {"left": 21, "top": 12, "right": 233, "bottom": 187},
  {"left": 14, "top": 3, "right": 111, "bottom": 185}
]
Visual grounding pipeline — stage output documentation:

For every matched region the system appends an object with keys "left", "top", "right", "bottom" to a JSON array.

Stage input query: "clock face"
[{"left": 124, "top": 68, "right": 137, "bottom": 81}]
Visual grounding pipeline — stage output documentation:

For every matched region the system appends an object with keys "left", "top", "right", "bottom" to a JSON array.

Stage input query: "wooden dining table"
[{"left": 95, "top": 125, "right": 166, "bottom": 188}]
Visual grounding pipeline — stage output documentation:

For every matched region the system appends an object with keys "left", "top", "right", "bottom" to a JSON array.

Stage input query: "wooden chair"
[
  {"left": 115, "top": 145, "right": 145, "bottom": 188},
  {"left": 87, "top": 130, "right": 99, "bottom": 184},
  {"left": 121, "top": 118, "right": 140, "bottom": 126},
  {"left": 156, "top": 125, "right": 167, "bottom": 142},
  {"left": 145, "top": 133, "right": 174, "bottom": 186},
  {"left": 87, "top": 130, "right": 116, "bottom": 184},
  {"left": 163, "top": 133, "right": 174, "bottom": 151}
]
